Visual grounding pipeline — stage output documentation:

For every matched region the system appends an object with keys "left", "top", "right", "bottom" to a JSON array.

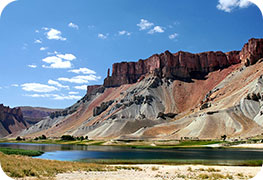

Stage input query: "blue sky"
[{"left": 0, "top": 0, "right": 262, "bottom": 108}]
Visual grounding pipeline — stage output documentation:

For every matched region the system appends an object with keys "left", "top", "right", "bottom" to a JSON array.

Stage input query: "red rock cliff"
[
  {"left": 104, "top": 38, "right": 263, "bottom": 87},
  {"left": 240, "top": 38, "right": 263, "bottom": 65},
  {"left": 0, "top": 104, "right": 27, "bottom": 137}
]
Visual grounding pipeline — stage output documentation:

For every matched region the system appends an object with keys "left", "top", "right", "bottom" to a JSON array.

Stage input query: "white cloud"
[
  {"left": 68, "top": 22, "right": 79, "bottom": 30},
  {"left": 74, "top": 85, "right": 87, "bottom": 90},
  {"left": 35, "top": 30, "right": 40, "bottom": 33},
  {"left": 137, "top": 19, "right": 154, "bottom": 30},
  {"left": 42, "top": 56, "right": 72, "bottom": 69},
  {"left": 11, "top": 84, "right": 19, "bottom": 87},
  {"left": 98, "top": 33, "right": 108, "bottom": 39},
  {"left": 28, "top": 64, "right": 37, "bottom": 68},
  {"left": 40, "top": 47, "right": 48, "bottom": 51},
  {"left": 69, "top": 91, "right": 79, "bottom": 95},
  {"left": 34, "top": 39, "right": 42, "bottom": 44},
  {"left": 148, "top": 26, "right": 165, "bottom": 34},
  {"left": 42, "top": 54, "right": 76, "bottom": 69},
  {"left": 44, "top": 28, "right": 66, "bottom": 41},
  {"left": 48, "top": 80, "right": 69, "bottom": 90},
  {"left": 69, "top": 68, "right": 96, "bottom": 74},
  {"left": 26, "top": 94, "right": 54, "bottom": 98},
  {"left": 21, "top": 83, "right": 58, "bottom": 93},
  {"left": 57, "top": 53, "right": 76, "bottom": 61},
  {"left": 169, "top": 33, "right": 179, "bottom": 40},
  {"left": 58, "top": 75, "right": 101, "bottom": 84},
  {"left": 53, "top": 94, "right": 82, "bottom": 100},
  {"left": 119, "top": 30, "right": 131, "bottom": 36},
  {"left": 217, "top": 0, "right": 251, "bottom": 12},
  {"left": 25, "top": 94, "right": 81, "bottom": 100}
]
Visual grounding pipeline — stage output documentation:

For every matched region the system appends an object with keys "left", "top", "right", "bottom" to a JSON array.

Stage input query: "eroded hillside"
[{"left": 19, "top": 38, "right": 263, "bottom": 140}]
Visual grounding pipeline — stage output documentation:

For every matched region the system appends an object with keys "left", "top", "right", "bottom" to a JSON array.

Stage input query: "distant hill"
[{"left": 18, "top": 106, "right": 61, "bottom": 125}]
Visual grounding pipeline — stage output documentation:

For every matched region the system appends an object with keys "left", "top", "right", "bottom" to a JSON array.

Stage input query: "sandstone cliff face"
[
  {"left": 0, "top": 104, "right": 28, "bottom": 137},
  {"left": 104, "top": 39, "right": 263, "bottom": 87},
  {"left": 240, "top": 38, "right": 263, "bottom": 65},
  {"left": 103, "top": 50, "right": 241, "bottom": 87}
]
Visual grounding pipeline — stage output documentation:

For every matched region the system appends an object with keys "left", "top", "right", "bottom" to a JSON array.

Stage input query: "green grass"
[
  {"left": 0, "top": 139, "right": 104, "bottom": 146},
  {"left": 0, "top": 147, "right": 44, "bottom": 156}
]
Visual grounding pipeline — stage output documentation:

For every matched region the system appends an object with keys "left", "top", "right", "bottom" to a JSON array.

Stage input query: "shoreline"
[
  {"left": 0, "top": 151, "right": 262, "bottom": 179},
  {"left": 55, "top": 164, "right": 260, "bottom": 180},
  {"left": 2, "top": 139, "right": 263, "bottom": 150}
]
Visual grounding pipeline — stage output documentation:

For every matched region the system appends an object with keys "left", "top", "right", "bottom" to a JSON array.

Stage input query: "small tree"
[
  {"left": 41, "top": 135, "right": 47, "bottom": 140},
  {"left": 61, "top": 135, "right": 75, "bottom": 141},
  {"left": 80, "top": 136, "right": 84, "bottom": 141},
  {"left": 221, "top": 135, "right": 227, "bottom": 141},
  {"left": 16, "top": 136, "right": 22, "bottom": 141}
]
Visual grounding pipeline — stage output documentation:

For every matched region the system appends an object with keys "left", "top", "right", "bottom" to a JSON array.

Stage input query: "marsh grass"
[{"left": 0, "top": 147, "right": 43, "bottom": 156}]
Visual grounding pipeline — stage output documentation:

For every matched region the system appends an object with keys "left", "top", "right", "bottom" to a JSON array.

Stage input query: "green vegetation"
[
  {"left": 34, "top": 134, "right": 47, "bottom": 141},
  {"left": 0, "top": 147, "right": 43, "bottom": 156},
  {"left": 0, "top": 138, "right": 101, "bottom": 146},
  {"left": 61, "top": 135, "right": 76, "bottom": 141}
]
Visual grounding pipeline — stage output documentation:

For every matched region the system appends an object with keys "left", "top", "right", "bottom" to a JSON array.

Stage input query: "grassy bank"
[
  {"left": 0, "top": 152, "right": 143, "bottom": 178},
  {"left": 0, "top": 147, "right": 43, "bottom": 156},
  {"left": 0, "top": 139, "right": 105, "bottom": 146}
]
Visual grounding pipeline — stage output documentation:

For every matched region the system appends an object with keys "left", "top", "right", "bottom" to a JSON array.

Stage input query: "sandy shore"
[
  {"left": 230, "top": 143, "right": 263, "bottom": 148},
  {"left": 55, "top": 165, "right": 261, "bottom": 180}
]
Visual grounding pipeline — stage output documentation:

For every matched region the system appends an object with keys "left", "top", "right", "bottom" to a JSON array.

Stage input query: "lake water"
[{"left": 1, "top": 143, "right": 263, "bottom": 162}]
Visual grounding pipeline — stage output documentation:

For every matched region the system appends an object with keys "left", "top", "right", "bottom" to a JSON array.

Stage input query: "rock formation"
[
  {"left": 104, "top": 50, "right": 241, "bottom": 87},
  {"left": 0, "top": 104, "right": 28, "bottom": 137},
  {"left": 240, "top": 38, "right": 263, "bottom": 66},
  {"left": 104, "top": 38, "right": 262, "bottom": 88}
]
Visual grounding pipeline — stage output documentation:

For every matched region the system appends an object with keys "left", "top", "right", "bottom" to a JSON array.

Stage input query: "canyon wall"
[{"left": 104, "top": 38, "right": 263, "bottom": 87}]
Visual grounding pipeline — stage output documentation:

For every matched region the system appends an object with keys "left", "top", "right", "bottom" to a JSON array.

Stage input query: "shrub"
[
  {"left": 61, "top": 135, "right": 75, "bottom": 141},
  {"left": 16, "top": 136, "right": 23, "bottom": 141}
]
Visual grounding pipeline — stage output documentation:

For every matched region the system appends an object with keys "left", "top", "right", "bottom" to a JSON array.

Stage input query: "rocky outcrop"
[
  {"left": 93, "top": 100, "right": 114, "bottom": 116},
  {"left": 87, "top": 85, "right": 102, "bottom": 96},
  {"left": 103, "top": 50, "right": 241, "bottom": 87},
  {"left": 0, "top": 104, "right": 28, "bottom": 137},
  {"left": 104, "top": 38, "right": 263, "bottom": 87},
  {"left": 240, "top": 38, "right": 263, "bottom": 66}
]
